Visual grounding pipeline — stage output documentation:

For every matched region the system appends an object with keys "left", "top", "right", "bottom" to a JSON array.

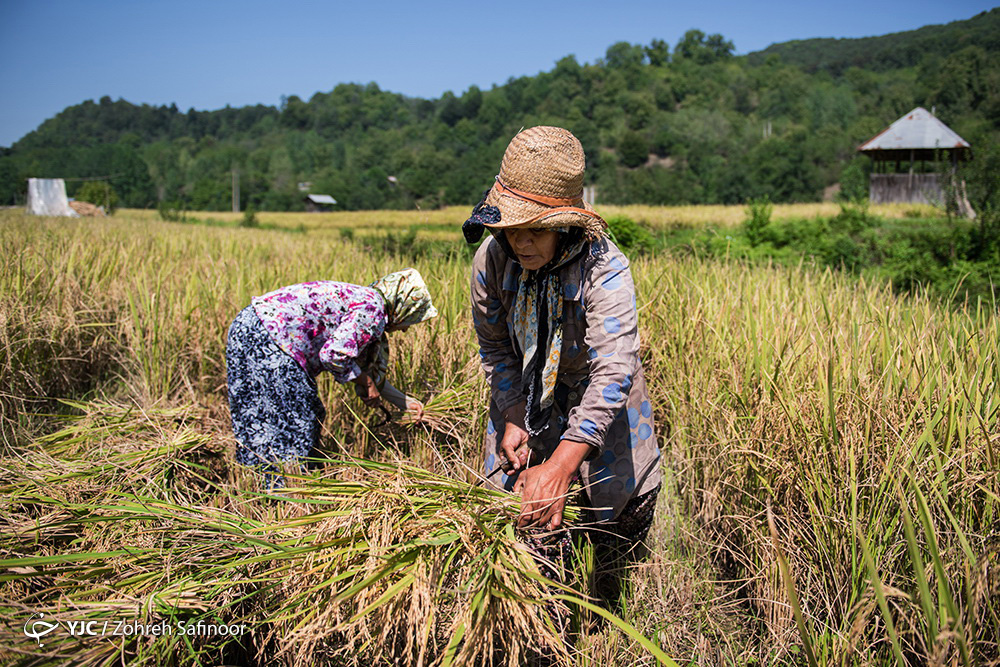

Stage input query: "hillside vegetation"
[
  {"left": 0, "top": 10, "right": 997, "bottom": 211},
  {"left": 749, "top": 8, "right": 1000, "bottom": 75}
]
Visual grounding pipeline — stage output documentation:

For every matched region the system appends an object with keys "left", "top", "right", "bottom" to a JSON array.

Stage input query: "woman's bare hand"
[
  {"left": 499, "top": 421, "right": 530, "bottom": 471},
  {"left": 513, "top": 439, "right": 592, "bottom": 530},
  {"left": 514, "top": 460, "right": 573, "bottom": 530},
  {"left": 498, "top": 403, "right": 531, "bottom": 470},
  {"left": 404, "top": 397, "right": 424, "bottom": 420}
]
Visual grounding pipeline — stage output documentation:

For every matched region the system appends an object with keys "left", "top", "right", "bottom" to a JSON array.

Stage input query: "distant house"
[
  {"left": 304, "top": 194, "right": 337, "bottom": 213},
  {"left": 858, "top": 107, "right": 973, "bottom": 215}
]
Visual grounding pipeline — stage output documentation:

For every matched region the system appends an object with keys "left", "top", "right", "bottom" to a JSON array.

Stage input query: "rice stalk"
[{"left": 0, "top": 402, "right": 674, "bottom": 666}]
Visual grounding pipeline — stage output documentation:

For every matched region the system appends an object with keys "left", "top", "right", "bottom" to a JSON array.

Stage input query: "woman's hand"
[
  {"left": 499, "top": 418, "right": 530, "bottom": 471},
  {"left": 354, "top": 372, "right": 381, "bottom": 408},
  {"left": 514, "top": 439, "right": 592, "bottom": 530},
  {"left": 404, "top": 397, "right": 424, "bottom": 420}
]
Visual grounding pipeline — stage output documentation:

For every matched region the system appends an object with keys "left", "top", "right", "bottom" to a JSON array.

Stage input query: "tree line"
[{"left": 0, "top": 9, "right": 997, "bottom": 211}]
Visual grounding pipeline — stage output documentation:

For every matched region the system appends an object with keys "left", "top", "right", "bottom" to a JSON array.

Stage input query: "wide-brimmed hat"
[{"left": 480, "top": 126, "right": 606, "bottom": 239}]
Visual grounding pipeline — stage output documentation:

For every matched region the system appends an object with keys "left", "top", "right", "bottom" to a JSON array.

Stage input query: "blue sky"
[{"left": 0, "top": 0, "right": 995, "bottom": 147}]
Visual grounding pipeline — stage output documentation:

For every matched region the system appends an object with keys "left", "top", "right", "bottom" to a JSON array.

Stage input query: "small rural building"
[
  {"left": 304, "top": 193, "right": 337, "bottom": 212},
  {"left": 858, "top": 107, "right": 973, "bottom": 213}
]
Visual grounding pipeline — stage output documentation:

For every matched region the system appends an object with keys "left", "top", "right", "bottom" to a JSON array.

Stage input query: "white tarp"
[{"left": 27, "top": 178, "right": 79, "bottom": 217}]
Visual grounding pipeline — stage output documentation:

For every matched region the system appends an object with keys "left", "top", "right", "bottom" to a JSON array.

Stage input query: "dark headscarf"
[{"left": 493, "top": 226, "right": 587, "bottom": 435}]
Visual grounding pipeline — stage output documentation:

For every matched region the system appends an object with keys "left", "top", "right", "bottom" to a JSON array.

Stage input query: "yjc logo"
[{"left": 23, "top": 613, "right": 59, "bottom": 647}]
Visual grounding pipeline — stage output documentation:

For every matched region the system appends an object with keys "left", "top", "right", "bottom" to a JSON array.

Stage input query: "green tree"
[
  {"left": 438, "top": 92, "right": 464, "bottom": 126},
  {"left": 645, "top": 39, "right": 670, "bottom": 67},
  {"left": 619, "top": 131, "right": 649, "bottom": 168},
  {"left": 461, "top": 85, "right": 483, "bottom": 119},
  {"left": 675, "top": 29, "right": 734, "bottom": 64},
  {"left": 604, "top": 41, "right": 646, "bottom": 70},
  {"left": 280, "top": 95, "right": 311, "bottom": 129},
  {"left": 955, "top": 134, "right": 1000, "bottom": 257},
  {"left": 75, "top": 181, "right": 119, "bottom": 213}
]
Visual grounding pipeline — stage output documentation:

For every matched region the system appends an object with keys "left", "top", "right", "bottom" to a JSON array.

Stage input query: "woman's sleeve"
[
  {"left": 471, "top": 240, "right": 523, "bottom": 414},
  {"left": 319, "top": 307, "right": 385, "bottom": 383},
  {"left": 561, "top": 249, "right": 639, "bottom": 451}
]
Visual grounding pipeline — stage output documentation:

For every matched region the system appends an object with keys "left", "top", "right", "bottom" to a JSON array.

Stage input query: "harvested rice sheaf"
[
  {"left": 266, "top": 463, "right": 577, "bottom": 666},
  {"left": 398, "top": 387, "right": 472, "bottom": 436},
  {"left": 0, "top": 402, "right": 671, "bottom": 667}
]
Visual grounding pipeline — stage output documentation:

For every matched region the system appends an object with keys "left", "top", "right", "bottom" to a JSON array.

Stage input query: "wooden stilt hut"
[{"left": 858, "top": 107, "right": 973, "bottom": 215}]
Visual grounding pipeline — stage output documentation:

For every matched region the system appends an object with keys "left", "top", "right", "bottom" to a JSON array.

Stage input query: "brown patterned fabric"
[{"left": 472, "top": 235, "right": 663, "bottom": 520}]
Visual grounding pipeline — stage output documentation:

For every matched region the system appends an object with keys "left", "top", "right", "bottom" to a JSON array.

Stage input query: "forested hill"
[
  {"left": 748, "top": 8, "right": 1000, "bottom": 75},
  {"left": 1, "top": 9, "right": 997, "bottom": 210}
]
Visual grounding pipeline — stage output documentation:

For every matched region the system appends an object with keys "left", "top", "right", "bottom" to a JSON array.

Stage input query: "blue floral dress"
[{"left": 226, "top": 282, "right": 388, "bottom": 480}]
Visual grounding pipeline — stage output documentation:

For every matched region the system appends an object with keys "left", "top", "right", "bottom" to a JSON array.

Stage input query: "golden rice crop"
[
  {"left": 1, "top": 401, "right": 677, "bottom": 666},
  {"left": 597, "top": 201, "right": 943, "bottom": 230},
  {"left": 117, "top": 201, "right": 942, "bottom": 237},
  {"left": 1, "top": 207, "right": 996, "bottom": 666}
]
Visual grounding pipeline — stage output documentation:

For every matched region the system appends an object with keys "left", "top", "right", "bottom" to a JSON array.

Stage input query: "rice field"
[
  {"left": 0, "top": 207, "right": 996, "bottom": 666},
  {"left": 117, "top": 201, "right": 943, "bottom": 239}
]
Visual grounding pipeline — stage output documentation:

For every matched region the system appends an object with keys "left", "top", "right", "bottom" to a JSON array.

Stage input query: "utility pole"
[{"left": 232, "top": 167, "right": 240, "bottom": 213}]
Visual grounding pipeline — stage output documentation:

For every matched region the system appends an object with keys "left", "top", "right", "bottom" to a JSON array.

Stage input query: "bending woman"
[
  {"left": 465, "top": 126, "right": 662, "bottom": 559},
  {"left": 226, "top": 268, "right": 437, "bottom": 483}
]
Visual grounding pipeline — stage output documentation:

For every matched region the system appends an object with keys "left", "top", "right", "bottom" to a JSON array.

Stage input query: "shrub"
[
  {"left": 605, "top": 215, "right": 656, "bottom": 253},
  {"left": 823, "top": 234, "right": 864, "bottom": 270},
  {"left": 240, "top": 205, "right": 259, "bottom": 228},
  {"left": 157, "top": 200, "right": 187, "bottom": 222},
  {"left": 75, "top": 181, "right": 119, "bottom": 214},
  {"left": 832, "top": 200, "right": 877, "bottom": 234},
  {"left": 742, "top": 196, "right": 773, "bottom": 247},
  {"left": 837, "top": 159, "right": 869, "bottom": 203}
]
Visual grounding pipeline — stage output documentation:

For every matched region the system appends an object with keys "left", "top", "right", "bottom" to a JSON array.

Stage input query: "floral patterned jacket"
[{"left": 252, "top": 281, "right": 385, "bottom": 381}]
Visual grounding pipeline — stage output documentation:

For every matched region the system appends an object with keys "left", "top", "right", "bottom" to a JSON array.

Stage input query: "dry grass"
[{"left": 1, "top": 207, "right": 996, "bottom": 665}]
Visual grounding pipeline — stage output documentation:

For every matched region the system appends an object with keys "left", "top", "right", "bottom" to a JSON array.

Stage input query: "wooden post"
[
  {"left": 232, "top": 167, "right": 240, "bottom": 213},
  {"left": 908, "top": 149, "right": 914, "bottom": 198}
]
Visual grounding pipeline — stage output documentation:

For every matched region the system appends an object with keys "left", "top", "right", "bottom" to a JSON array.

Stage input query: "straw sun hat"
[{"left": 469, "top": 126, "right": 607, "bottom": 240}]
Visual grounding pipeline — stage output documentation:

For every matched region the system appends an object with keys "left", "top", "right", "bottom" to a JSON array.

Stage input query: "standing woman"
[
  {"left": 464, "top": 127, "right": 662, "bottom": 564},
  {"left": 226, "top": 268, "right": 437, "bottom": 485}
]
